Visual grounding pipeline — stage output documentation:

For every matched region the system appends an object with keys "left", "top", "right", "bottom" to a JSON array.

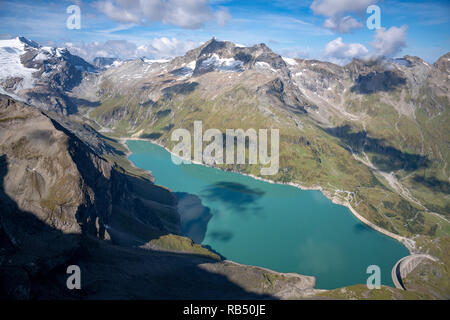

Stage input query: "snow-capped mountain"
[
  {"left": 71, "top": 38, "right": 313, "bottom": 116},
  {"left": 0, "top": 36, "right": 95, "bottom": 114},
  {"left": 0, "top": 37, "right": 39, "bottom": 98},
  {"left": 92, "top": 57, "right": 128, "bottom": 70}
]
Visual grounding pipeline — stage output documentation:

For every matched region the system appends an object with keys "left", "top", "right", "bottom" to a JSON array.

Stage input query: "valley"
[{"left": 0, "top": 36, "right": 448, "bottom": 299}]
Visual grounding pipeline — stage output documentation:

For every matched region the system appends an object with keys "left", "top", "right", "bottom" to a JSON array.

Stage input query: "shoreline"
[{"left": 119, "top": 136, "right": 415, "bottom": 254}]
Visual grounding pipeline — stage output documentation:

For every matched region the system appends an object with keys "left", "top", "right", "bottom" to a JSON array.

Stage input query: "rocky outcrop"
[{"left": 0, "top": 95, "right": 180, "bottom": 298}]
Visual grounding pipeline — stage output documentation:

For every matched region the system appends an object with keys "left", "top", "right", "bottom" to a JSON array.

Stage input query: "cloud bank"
[
  {"left": 310, "top": 0, "right": 377, "bottom": 33},
  {"left": 323, "top": 25, "right": 408, "bottom": 65},
  {"left": 324, "top": 37, "right": 369, "bottom": 65},
  {"left": 371, "top": 26, "right": 408, "bottom": 57},
  {"left": 93, "top": 0, "right": 230, "bottom": 29},
  {"left": 65, "top": 37, "right": 201, "bottom": 61}
]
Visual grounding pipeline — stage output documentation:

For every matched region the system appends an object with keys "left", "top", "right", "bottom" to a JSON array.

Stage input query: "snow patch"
[
  {"left": 282, "top": 57, "right": 298, "bottom": 66},
  {"left": 0, "top": 38, "right": 39, "bottom": 93},
  {"left": 144, "top": 58, "right": 170, "bottom": 65},
  {"left": 255, "top": 61, "right": 270, "bottom": 69},
  {"left": 34, "top": 52, "right": 49, "bottom": 61},
  {"left": 0, "top": 85, "right": 25, "bottom": 101},
  {"left": 112, "top": 60, "right": 123, "bottom": 68},
  {"left": 201, "top": 54, "right": 243, "bottom": 72},
  {"left": 255, "top": 61, "right": 277, "bottom": 73},
  {"left": 174, "top": 60, "right": 196, "bottom": 80},
  {"left": 392, "top": 58, "right": 411, "bottom": 67},
  {"left": 186, "top": 60, "right": 196, "bottom": 69}
]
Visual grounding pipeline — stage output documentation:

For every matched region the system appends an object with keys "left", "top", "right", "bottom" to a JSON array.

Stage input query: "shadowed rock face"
[
  {"left": 0, "top": 94, "right": 182, "bottom": 238},
  {"left": 350, "top": 71, "right": 407, "bottom": 94},
  {"left": 0, "top": 95, "right": 176, "bottom": 297},
  {"left": 0, "top": 97, "right": 87, "bottom": 235}
]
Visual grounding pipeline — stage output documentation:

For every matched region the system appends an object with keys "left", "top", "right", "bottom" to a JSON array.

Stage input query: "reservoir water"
[{"left": 127, "top": 140, "right": 409, "bottom": 289}]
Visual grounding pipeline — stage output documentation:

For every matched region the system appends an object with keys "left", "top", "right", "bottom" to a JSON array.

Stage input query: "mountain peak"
[
  {"left": 434, "top": 52, "right": 450, "bottom": 72},
  {"left": 254, "top": 42, "right": 272, "bottom": 51},
  {"left": 17, "top": 36, "right": 40, "bottom": 49},
  {"left": 199, "top": 37, "right": 235, "bottom": 56}
]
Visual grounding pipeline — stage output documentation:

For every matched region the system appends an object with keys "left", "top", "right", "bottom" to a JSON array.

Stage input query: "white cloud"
[
  {"left": 94, "top": 1, "right": 142, "bottom": 24},
  {"left": 66, "top": 40, "right": 136, "bottom": 61},
  {"left": 370, "top": 26, "right": 408, "bottom": 58},
  {"left": 65, "top": 37, "right": 201, "bottom": 61},
  {"left": 311, "top": 0, "right": 375, "bottom": 17},
  {"left": 324, "top": 37, "right": 369, "bottom": 65},
  {"left": 279, "top": 47, "right": 310, "bottom": 59},
  {"left": 310, "top": 0, "right": 377, "bottom": 33},
  {"left": 0, "top": 34, "right": 14, "bottom": 40},
  {"left": 215, "top": 7, "right": 232, "bottom": 27},
  {"left": 323, "top": 16, "right": 362, "bottom": 34},
  {"left": 145, "top": 37, "right": 201, "bottom": 58},
  {"left": 322, "top": 25, "right": 408, "bottom": 64},
  {"left": 93, "top": 0, "right": 230, "bottom": 29}
]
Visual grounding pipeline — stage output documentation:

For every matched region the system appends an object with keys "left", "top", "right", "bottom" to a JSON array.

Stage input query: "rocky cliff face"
[
  {"left": 0, "top": 94, "right": 180, "bottom": 298},
  {"left": 0, "top": 94, "right": 180, "bottom": 237}
]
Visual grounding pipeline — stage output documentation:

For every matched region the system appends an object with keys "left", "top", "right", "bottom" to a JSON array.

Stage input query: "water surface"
[{"left": 127, "top": 140, "right": 409, "bottom": 289}]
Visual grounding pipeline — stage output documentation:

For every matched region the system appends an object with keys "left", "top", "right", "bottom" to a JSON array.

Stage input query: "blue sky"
[{"left": 0, "top": 0, "right": 449, "bottom": 64}]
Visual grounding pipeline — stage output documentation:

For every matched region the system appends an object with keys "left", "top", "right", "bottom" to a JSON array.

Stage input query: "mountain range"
[{"left": 0, "top": 36, "right": 448, "bottom": 299}]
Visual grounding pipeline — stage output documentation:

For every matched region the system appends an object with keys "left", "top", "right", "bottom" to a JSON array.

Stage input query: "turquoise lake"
[{"left": 127, "top": 140, "right": 409, "bottom": 289}]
